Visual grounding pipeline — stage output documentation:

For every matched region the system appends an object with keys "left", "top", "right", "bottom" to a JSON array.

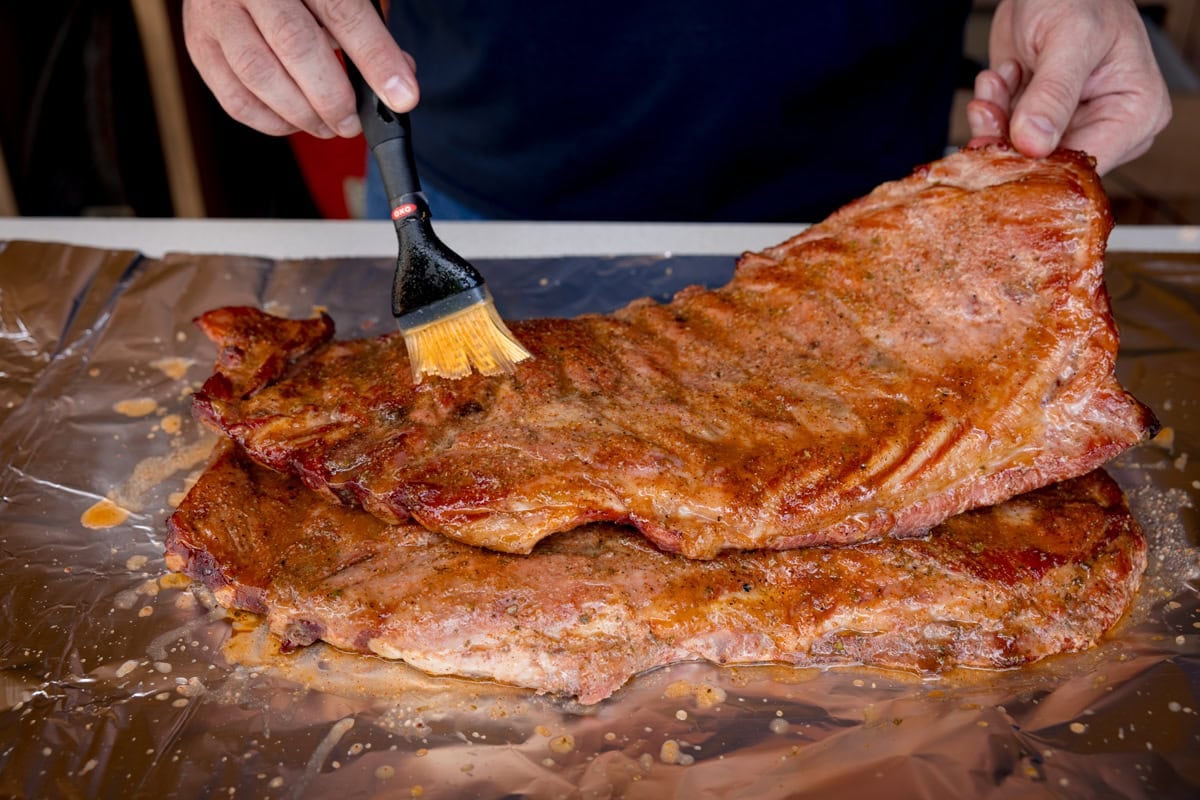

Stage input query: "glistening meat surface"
[
  {"left": 192, "top": 146, "right": 1156, "bottom": 558},
  {"left": 165, "top": 444, "right": 1147, "bottom": 705}
]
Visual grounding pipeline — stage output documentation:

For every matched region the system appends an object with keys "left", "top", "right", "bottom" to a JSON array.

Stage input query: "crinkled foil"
[{"left": 0, "top": 239, "right": 1197, "bottom": 800}]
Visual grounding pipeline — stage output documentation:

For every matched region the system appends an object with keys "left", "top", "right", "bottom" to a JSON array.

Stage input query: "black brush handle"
[
  {"left": 345, "top": 40, "right": 485, "bottom": 318},
  {"left": 347, "top": 52, "right": 421, "bottom": 207}
]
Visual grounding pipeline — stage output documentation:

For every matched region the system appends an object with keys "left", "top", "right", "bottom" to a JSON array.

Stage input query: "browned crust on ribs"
[
  {"left": 166, "top": 442, "right": 1147, "bottom": 705},
  {"left": 190, "top": 145, "right": 1157, "bottom": 558}
]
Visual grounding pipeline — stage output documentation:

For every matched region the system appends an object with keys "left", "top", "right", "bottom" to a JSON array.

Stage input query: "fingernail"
[
  {"left": 967, "top": 107, "right": 987, "bottom": 134},
  {"left": 314, "top": 124, "right": 336, "bottom": 139},
  {"left": 973, "top": 72, "right": 995, "bottom": 104},
  {"left": 1021, "top": 114, "right": 1059, "bottom": 151},
  {"left": 383, "top": 75, "right": 415, "bottom": 109},
  {"left": 336, "top": 115, "right": 361, "bottom": 137},
  {"left": 996, "top": 59, "right": 1019, "bottom": 87}
]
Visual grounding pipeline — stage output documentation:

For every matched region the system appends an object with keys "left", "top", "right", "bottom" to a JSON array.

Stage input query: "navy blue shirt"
[{"left": 387, "top": 1, "right": 971, "bottom": 222}]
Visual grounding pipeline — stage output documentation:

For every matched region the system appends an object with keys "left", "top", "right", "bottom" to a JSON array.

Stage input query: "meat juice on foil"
[{"left": 0, "top": 240, "right": 1196, "bottom": 799}]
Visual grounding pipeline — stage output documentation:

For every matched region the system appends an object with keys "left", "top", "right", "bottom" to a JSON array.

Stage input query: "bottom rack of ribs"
[{"left": 166, "top": 443, "right": 1145, "bottom": 705}]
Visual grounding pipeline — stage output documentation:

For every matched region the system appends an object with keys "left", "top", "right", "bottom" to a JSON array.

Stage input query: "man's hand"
[
  {"left": 966, "top": 0, "right": 1171, "bottom": 174},
  {"left": 183, "top": 0, "right": 419, "bottom": 139}
]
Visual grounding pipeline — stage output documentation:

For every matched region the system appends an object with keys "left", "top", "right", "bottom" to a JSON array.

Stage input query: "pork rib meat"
[
  {"left": 165, "top": 443, "right": 1147, "bottom": 705},
  {"left": 192, "top": 145, "right": 1157, "bottom": 558}
]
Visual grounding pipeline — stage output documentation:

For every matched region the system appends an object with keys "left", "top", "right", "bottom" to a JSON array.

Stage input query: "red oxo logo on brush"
[{"left": 391, "top": 203, "right": 418, "bottom": 220}]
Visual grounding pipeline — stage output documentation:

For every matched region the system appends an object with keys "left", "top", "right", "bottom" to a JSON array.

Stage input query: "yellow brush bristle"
[{"left": 402, "top": 300, "right": 532, "bottom": 382}]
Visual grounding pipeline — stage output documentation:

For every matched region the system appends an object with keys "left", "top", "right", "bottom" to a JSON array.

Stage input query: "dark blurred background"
[{"left": 1, "top": 1, "right": 1197, "bottom": 223}]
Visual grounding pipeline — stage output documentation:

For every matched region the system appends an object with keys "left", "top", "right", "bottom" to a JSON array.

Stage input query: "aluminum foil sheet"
[{"left": 0, "top": 239, "right": 1197, "bottom": 799}]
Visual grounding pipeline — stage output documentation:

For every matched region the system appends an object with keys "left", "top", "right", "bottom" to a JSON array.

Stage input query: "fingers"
[
  {"left": 1007, "top": 30, "right": 1102, "bottom": 159},
  {"left": 183, "top": 0, "right": 419, "bottom": 139},
  {"left": 240, "top": 0, "right": 363, "bottom": 136},
  {"left": 965, "top": 135, "right": 1008, "bottom": 153},
  {"left": 973, "top": 60, "right": 1021, "bottom": 110},
  {"left": 967, "top": 61, "right": 1021, "bottom": 140},
  {"left": 1057, "top": 13, "right": 1172, "bottom": 173},
  {"left": 187, "top": 32, "right": 303, "bottom": 136},
  {"left": 1057, "top": 91, "right": 1172, "bottom": 174},
  {"left": 308, "top": 0, "right": 419, "bottom": 113},
  {"left": 186, "top": 0, "right": 341, "bottom": 137},
  {"left": 984, "top": 0, "right": 1172, "bottom": 173},
  {"left": 966, "top": 97, "right": 1009, "bottom": 141}
]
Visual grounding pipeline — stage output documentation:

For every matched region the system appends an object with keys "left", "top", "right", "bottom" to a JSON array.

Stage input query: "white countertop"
[{"left": 1, "top": 217, "right": 1199, "bottom": 259}]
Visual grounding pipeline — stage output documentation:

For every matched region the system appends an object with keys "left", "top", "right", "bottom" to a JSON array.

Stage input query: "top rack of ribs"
[{"left": 191, "top": 145, "right": 1157, "bottom": 559}]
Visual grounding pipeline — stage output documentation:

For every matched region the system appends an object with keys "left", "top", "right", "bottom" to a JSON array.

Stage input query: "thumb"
[{"left": 1009, "top": 36, "right": 1099, "bottom": 158}]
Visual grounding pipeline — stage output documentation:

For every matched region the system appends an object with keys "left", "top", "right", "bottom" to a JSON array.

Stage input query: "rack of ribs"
[
  {"left": 166, "top": 443, "right": 1147, "bottom": 705},
  {"left": 190, "top": 145, "right": 1157, "bottom": 559}
]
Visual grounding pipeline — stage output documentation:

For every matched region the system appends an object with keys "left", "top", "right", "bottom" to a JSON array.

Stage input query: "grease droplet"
[
  {"left": 114, "top": 398, "right": 158, "bottom": 417},
  {"left": 151, "top": 357, "right": 195, "bottom": 381},
  {"left": 82, "top": 498, "right": 129, "bottom": 529}
]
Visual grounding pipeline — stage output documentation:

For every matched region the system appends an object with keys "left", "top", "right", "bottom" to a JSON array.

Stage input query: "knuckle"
[
  {"left": 1078, "top": 4, "right": 1106, "bottom": 34},
  {"left": 1031, "top": 75, "right": 1078, "bottom": 120},
  {"left": 353, "top": 42, "right": 392, "bottom": 72},
  {"left": 268, "top": 14, "right": 321, "bottom": 60},
  {"left": 267, "top": 120, "right": 300, "bottom": 136},
  {"left": 220, "top": 90, "right": 263, "bottom": 127},
  {"left": 181, "top": 0, "right": 207, "bottom": 19},
  {"left": 1157, "top": 95, "right": 1173, "bottom": 133},
  {"left": 182, "top": 28, "right": 205, "bottom": 63},
  {"left": 313, "top": 84, "right": 355, "bottom": 120},
  {"left": 1125, "top": 89, "right": 1170, "bottom": 136},
  {"left": 224, "top": 94, "right": 297, "bottom": 136},
  {"left": 318, "top": 0, "right": 367, "bottom": 30},
  {"left": 228, "top": 44, "right": 278, "bottom": 88},
  {"left": 182, "top": 0, "right": 216, "bottom": 49}
]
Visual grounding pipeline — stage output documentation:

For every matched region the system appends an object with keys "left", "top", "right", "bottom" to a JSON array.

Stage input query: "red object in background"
[
  {"left": 285, "top": 13, "right": 394, "bottom": 219},
  {"left": 289, "top": 131, "right": 367, "bottom": 219}
]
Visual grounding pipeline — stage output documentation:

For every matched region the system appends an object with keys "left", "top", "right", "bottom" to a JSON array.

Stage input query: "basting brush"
[{"left": 347, "top": 38, "right": 531, "bottom": 382}]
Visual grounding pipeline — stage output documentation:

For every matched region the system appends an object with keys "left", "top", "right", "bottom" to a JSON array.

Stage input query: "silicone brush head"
[
  {"left": 389, "top": 210, "right": 533, "bottom": 382},
  {"left": 400, "top": 289, "right": 532, "bottom": 381}
]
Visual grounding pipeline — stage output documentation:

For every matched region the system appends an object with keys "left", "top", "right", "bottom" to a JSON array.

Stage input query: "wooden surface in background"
[
  {"left": 130, "top": 0, "right": 205, "bottom": 217},
  {"left": 0, "top": 137, "right": 15, "bottom": 216}
]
